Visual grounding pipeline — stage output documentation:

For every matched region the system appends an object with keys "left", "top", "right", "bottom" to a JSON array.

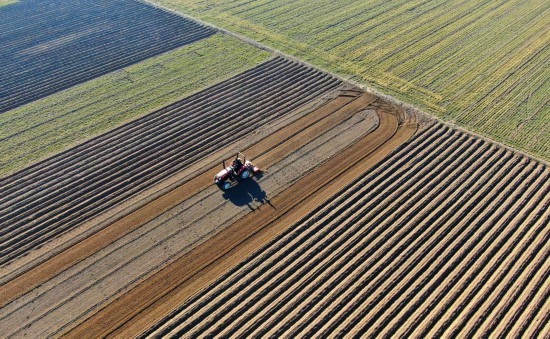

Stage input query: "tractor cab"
[{"left": 214, "top": 152, "right": 261, "bottom": 190}]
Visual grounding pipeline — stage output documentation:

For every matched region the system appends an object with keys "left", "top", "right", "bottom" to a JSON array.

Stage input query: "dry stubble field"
[{"left": 151, "top": 0, "right": 550, "bottom": 161}]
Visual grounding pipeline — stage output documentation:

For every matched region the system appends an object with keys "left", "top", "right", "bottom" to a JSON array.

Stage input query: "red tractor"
[{"left": 214, "top": 152, "right": 262, "bottom": 190}]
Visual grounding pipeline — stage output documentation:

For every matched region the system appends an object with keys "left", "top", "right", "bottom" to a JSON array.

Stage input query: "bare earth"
[
  {"left": 2, "top": 89, "right": 407, "bottom": 337},
  {"left": 1, "top": 86, "right": 547, "bottom": 338}
]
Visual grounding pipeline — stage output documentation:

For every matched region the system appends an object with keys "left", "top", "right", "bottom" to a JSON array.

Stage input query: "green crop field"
[
  {"left": 0, "top": 34, "right": 270, "bottom": 177},
  {"left": 152, "top": 0, "right": 550, "bottom": 161},
  {"left": 0, "top": 0, "right": 17, "bottom": 6}
]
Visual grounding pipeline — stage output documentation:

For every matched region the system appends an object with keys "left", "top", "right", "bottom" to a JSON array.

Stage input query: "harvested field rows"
[
  {"left": 0, "top": 57, "right": 341, "bottom": 266},
  {"left": 0, "top": 0, "right": 214, "bottom": 113},
  {"left": 155, "top": 0, "right": 550, "bottom": 160},
  {"left": 143, "top": 123, "right": 550, "bottom": 338}
]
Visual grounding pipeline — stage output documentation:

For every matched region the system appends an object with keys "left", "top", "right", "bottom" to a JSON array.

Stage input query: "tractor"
[{"left": 214, "top": 152, "right": 262, "bottom": 190}]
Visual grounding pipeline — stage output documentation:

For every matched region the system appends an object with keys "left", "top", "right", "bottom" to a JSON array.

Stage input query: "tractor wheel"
[
  {"left": 240, "top": 170, "right": 251, "bottom": 180},
  {"left": 222, "top": 182, "right": 231, "bottom": 190}
]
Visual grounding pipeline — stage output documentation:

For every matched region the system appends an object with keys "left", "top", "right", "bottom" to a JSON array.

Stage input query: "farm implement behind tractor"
[{"left": 214, "top": 152, "right": 262, "bottom": 190}]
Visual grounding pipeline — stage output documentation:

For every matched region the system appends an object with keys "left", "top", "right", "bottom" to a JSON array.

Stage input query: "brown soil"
[
  {"left": 63, "top": 94, "right": 416, "bottom": 338},
  {"left": 0, "top": 87, "right": 414, "bottom": 338}
]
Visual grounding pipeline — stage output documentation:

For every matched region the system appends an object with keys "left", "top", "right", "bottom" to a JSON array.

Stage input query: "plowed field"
[
  {"left": 65, "top": 121, "right": 548, "bottom": 338},
  {"left": 1, "top": 33, "right": 547, "bottom": 339},
  {"left": 0, "top": 57, "right": 340, "bottom": 267},
  {"left": 0, "top": 34, "right": 270, "bottom": 177},
  {"left": 137, "top": 124, "right": 550, "bottom": 338},
  {"left": 1, "top": 63, "right": 403, "bottom": 337}
]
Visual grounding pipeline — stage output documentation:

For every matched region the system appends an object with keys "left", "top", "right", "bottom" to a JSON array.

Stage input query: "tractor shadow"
[{"left": 221, "top": 173, "right": 275, "bottom": 211}]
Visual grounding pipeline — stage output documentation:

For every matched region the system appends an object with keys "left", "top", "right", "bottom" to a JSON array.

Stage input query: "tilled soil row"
[
  {"left": 0, "top": 90, "right": 367, "bottom": 307},
  {"left": 131, "top": 122, "right": 548, "bottom": 338},
  {"left": 0, "top": 94, "right": 379, "bottom": 338},
  {"left": 0, "top": 57, "right": 341, "bottom": 266},
  {"left": 63, "top": 97, "right": 416, "bottom": 338}
]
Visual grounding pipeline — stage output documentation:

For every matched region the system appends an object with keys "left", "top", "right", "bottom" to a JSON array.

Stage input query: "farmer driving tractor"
[
  {"left": 231, "top": 157, "right": 244, "bottom": 176},
  {"left": 214, "top": 152, "right": 262, "bottom": 190}
]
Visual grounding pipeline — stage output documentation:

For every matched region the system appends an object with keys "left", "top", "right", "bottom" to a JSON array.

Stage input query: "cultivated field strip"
[
  {"left": 0, "top": 57, "right": 341, "bottom": 265},
  {"left": 0, "top": 0, "right": 215, "bottom": 113},
  {"left": 164, "top": 0, "right": 550, "bottom": 160},
  {"left": 0, "top": 93, "right": 379, "bottom": 339},
  {"left": 146, "top": 123, "right": 550, "bottom": 338}
]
